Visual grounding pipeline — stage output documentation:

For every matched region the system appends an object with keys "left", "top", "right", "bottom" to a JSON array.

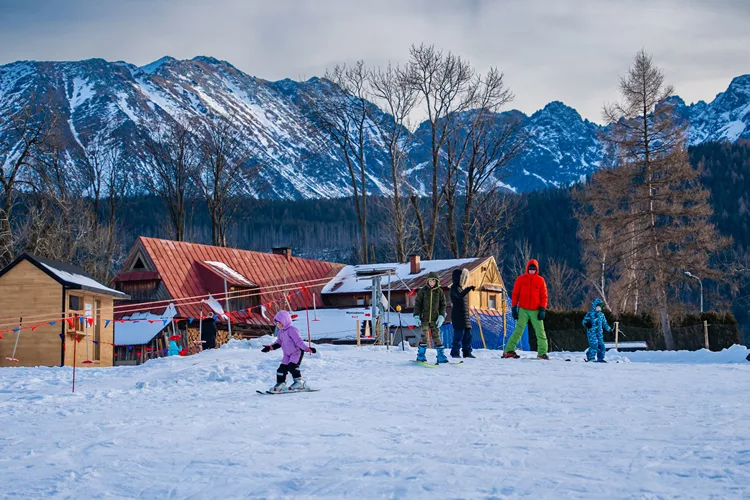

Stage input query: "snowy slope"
[{"left": 1, "top": 340, "right": 749, "bottom": 498}]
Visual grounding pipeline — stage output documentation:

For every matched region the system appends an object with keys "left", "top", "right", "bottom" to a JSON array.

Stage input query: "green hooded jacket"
[{"left": 413, "top": 272, "right": 447, "bottom": 323}]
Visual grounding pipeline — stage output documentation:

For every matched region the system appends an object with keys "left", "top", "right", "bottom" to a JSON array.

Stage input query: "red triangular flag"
[
  {"left": 66, "top": 318, "right": 74, "bottom": 328},
  {"left": 87, "top": 318, "right": 94, "bottom": 327}
]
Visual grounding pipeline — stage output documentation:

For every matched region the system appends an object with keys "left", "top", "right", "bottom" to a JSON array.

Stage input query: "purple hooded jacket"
[{"left": 270, "top": 310, "right": 310, "bottom": 364}]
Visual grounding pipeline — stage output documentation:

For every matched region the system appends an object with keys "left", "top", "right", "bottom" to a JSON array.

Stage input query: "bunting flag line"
[{"left": 0, "top": 287, "right": 310, "bottom": 339}]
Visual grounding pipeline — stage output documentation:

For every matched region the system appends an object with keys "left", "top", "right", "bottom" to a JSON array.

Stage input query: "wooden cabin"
[
  {"left": 0, "top": 254, "right": 130, "bottom": 367},
  {"left": 112, "top": 237, "right": 344, "bottom": 343},
  {"left": 321, "top": 255, "right": 507, "bottom": 313}
]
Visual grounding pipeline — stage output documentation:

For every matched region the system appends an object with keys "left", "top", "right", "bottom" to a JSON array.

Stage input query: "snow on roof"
[
  {"left": 289, "top": 308, "right": 417, "bottom": 341},
  {"left": 115, "top": 304, "right": 177, "bottom": 346},
  {"left": 203, "top": 261, "right": 256, "bottom": 287},
  {"left": 31, "top": 258, "right": 129, "bottom": 299},
  {"left": 321, "top": 258, "right": 479, "bottom": 295}
]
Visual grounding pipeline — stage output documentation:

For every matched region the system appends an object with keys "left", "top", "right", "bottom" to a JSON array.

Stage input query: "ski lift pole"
[
  {"left": 6, "top": 316, "right": 22, "bottom": 362},
  {"left": 397, "top": 306, "right": 405, "bottom": 351},
  {"left": 387, "top": 272, "right": 392, "bottom": 350},
  {"left": 72, "top": 336, "right": 78, "bottom": 393}
]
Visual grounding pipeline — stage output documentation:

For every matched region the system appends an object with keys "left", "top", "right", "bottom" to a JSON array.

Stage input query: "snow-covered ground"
[{"left": 1, "top": 342, "right": 749, "bottom": 499}]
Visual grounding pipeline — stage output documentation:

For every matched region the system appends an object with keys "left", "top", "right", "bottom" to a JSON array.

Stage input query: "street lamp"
[{"left": 684, "top": 271, "right": 703, "bottom": 313}]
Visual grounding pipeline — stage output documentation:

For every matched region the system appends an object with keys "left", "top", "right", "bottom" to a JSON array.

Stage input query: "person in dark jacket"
[
  {"left": 413, "top": 271, "right": 448, "bottom": 363},
  {"left": 450, "top": 268, "right": 476, "bottom": 358}
]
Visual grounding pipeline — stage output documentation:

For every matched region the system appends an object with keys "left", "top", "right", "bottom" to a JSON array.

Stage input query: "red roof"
[{"left": 119, "top": 237, "right": 344, "bottom": 326}]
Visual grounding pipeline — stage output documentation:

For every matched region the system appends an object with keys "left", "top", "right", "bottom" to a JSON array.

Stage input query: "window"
[
  {"left": 68, "top": 295, "right": 82, "bottom": 311},
  {"left": 356, "top": 296, "right": 365, "bottom": 306},
  {"left": 489, "top": 294, "right": 497, "bottom": 310}
]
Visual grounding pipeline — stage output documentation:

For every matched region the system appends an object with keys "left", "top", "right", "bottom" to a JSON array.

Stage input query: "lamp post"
[{"left": 684, "top": 271, "right": 703, "bottom": 313}]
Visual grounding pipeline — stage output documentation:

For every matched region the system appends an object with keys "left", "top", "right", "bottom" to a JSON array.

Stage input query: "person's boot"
[
  {"left": 450, "top": 347, "right": 461, "bottom": 358},
  {"left": 289, "top": 378, "right": 307, "bottom": 390},
  {"left": 502, "top": 351, "right": 520, "bottom": 359},
  {"left": 537, "top": 354, "right": 550, "bottom": 360},
  {"left": 463, "top": 350, "right": 476, "bottom": 359},
  {"left": 416, "top": 345, "right": 427, "bottom": 362},
  {"left": 269, "top": 382, "right": 286, "bottom": 393},
  {"left": 436, "top": 347, "right": 449, "bottom": 364}
]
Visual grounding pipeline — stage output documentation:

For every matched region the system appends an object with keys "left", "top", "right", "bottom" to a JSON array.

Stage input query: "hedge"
[{"left": 527, "top": 309, "right": 740, "bottom": 352}]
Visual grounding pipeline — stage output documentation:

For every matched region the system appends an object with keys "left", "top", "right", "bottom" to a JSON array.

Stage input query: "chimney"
[
  {"left": 409, "top": 254, "right": 421, "bottom": 274},
  {"left": 272, "top": 247, "right": 292, "bottom": 261}
]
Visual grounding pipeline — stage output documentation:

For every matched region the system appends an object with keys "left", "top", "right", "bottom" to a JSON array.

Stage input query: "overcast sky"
[{"left": 1, "top": 0, "right": 748, "bottom": 122}]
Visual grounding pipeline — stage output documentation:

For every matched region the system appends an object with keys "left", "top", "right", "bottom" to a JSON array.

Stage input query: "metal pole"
[
  {"left": 699, "top": 280, "right": 704, "bottom": 313},
  {"left": 397, "top": 307, "right": 405, "bottom": 351},
  {"left": 224, "top": 279, "right": 233, "bottom": 341},
  {"left": 387, "top": 272, "right": 392, "bottom": 350}
]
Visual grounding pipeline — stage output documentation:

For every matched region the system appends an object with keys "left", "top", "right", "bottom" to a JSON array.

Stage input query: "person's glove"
[
  {"left": 414, "top": 316, "right": 421, "bottom": 328},
  {"left": 308, "top": 347, "right": 317, "bottom": 354},
  {"left": 512, "top": 306, "right": 519, "bottom": 321},
  {"left": 261, "top": 345, "right": 271, "bottom": 353},
  {"left": 584, "top": 319, "right": 593, "bottom": 329},
  {"left": 469, "top": 285, "right": 476, "bottom": 291},
  {"left": 538, "top": 308, "right": 546, "bottom": 321},
  {"left": 436, "top": 315, "right": 445, "bottom": 328}
]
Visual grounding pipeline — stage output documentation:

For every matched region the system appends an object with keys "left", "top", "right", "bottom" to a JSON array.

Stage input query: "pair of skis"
[{"left": 256, "top": 388, "right": 320, "bottom": 395}]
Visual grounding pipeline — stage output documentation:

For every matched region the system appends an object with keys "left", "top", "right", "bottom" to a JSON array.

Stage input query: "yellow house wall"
[
  {"left": 63, "top": 291, "right": 116, "bottom": 368},
  {"left": 0, "top": 260, "right": 65, "bottom": 367}
]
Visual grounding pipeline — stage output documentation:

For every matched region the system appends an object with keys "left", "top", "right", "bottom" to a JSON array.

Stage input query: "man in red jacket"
[{"left": 503, "top": 259, "right": 549, "bottom": 360}]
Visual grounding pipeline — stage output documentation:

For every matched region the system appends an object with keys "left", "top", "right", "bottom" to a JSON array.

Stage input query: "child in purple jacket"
[{"left": 261, "top": 310, "right": 316, "bottom": 392}]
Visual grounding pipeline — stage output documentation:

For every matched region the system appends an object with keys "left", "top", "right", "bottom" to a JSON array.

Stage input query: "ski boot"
[
  {"left": 537, "top": 354, "right": 550, "bottom": 360},
  {"left": 595, "top": 359, "right": 607, "bottom": 363},
  {"left": 269, "top": 382, "right": 286, "bottom": 393},
  {"left": 289, "top": 378, "right": 307, "bottom": 391},
  {"left": 436, "top": 347, "right": 449, "bottom": 364},
  {"left": 502, "top": 351, "right": 520, "bottom": 359},
  {"left": 416, "top": 345, "right": 427, "bottom": 362}
]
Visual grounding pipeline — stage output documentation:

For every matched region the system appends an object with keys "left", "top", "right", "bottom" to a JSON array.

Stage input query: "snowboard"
[
  {"left": 410, "top": 360, "right": 463, "bottom": 367},
  {"left": 256, "top": 388, "right": 320, "bottom": 395}
]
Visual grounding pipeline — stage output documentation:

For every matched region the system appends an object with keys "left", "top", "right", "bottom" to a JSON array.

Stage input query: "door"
[{"left": 94, "top": 300, "right": 101, "bottom": 361}]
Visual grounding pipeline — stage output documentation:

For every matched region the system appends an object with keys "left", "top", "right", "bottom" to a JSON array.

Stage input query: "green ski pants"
[{"left": 505, "top": 307, "right": 548, "bottom": 356}]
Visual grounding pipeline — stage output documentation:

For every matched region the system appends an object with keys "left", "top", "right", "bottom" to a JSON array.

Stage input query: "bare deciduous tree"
[
  {"left": 0, "top": 96, "right": 57, "bottom": 265},
  {"left": 545, "top": 257, "right": 582, "bottom": 310},
  {"left": 307, "top": 61, "right": 373, "bottom": 263},
  {"left": 577, "top": 50, "right": 729, "bottom": 349},
  {"left": 195, "top": 113, "right": 256, "bottom": 247},
  {"left": 406, "top": 44, "right": 475, "bottom": 258},
  {"left": 139, "top": 118, "right": 199, "bottom": 241},
  {"left": 369, "top": 63, "right": 418, "bottom": 263}
]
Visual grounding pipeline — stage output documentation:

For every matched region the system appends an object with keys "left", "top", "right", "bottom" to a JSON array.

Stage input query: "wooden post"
[
  {"left": 615, "top": 322, "right": 620, "bottom": 350},
  {"left": 356, "top": 320, "right": 361, "bottom": 347},
  {"left": 703, "top": 320, "right": 709, "bottom": 350},
  {"left": 474, "top": 309, "right": 487, "bottom": 349}
]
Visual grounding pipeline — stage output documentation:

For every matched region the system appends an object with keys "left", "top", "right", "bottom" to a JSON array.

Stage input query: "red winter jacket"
[{"left": 511, "top": 259, "right": 548, "bottom": 310}]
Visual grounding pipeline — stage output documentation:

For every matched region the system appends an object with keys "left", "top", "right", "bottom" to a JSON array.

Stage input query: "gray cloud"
[{"left": 0, "top": 0, "right": 748, "bottom": 122}]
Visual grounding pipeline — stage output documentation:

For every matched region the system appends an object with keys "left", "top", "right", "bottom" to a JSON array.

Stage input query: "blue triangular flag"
[
  {"left": 13, "top": 328, "right": 20, "bottom": 332},
  {"left": 214, "top": 314, "right": 219, "bottom": 321},
  {"left": 162, "top": 319, "right": 168, "bottom": 325},
  {"left": 189, "top": 318, "right": 195, "bottom": 324},
  {"left": 49, "top": 321, "right": 57, "bottom": 326},
  {"left": 104, "top": 319, "right": 111, "bottom": 328}
]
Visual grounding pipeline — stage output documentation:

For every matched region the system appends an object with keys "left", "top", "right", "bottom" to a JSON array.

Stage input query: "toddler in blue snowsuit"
[{"left": 582, "top": 299, "right": 612, "bottom": 362}]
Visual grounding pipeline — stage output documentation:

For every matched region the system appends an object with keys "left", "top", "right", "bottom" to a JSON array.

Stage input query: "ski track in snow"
[{"left": 1, "top": 342, "right": 749, "bottom": 499}]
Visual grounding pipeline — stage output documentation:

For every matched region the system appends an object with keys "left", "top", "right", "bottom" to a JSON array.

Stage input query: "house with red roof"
[{"left": 112, "top": 237, "right": 344, "bottom": 353}]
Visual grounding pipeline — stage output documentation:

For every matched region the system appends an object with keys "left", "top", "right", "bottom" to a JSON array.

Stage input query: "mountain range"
[{"left": 1, "top": 56, "right": 748, "bottom": 198}]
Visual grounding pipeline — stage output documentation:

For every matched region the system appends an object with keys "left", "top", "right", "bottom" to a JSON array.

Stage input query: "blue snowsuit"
[{"left": 582, "top": 299, "right": 612, "bottom": 362}]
